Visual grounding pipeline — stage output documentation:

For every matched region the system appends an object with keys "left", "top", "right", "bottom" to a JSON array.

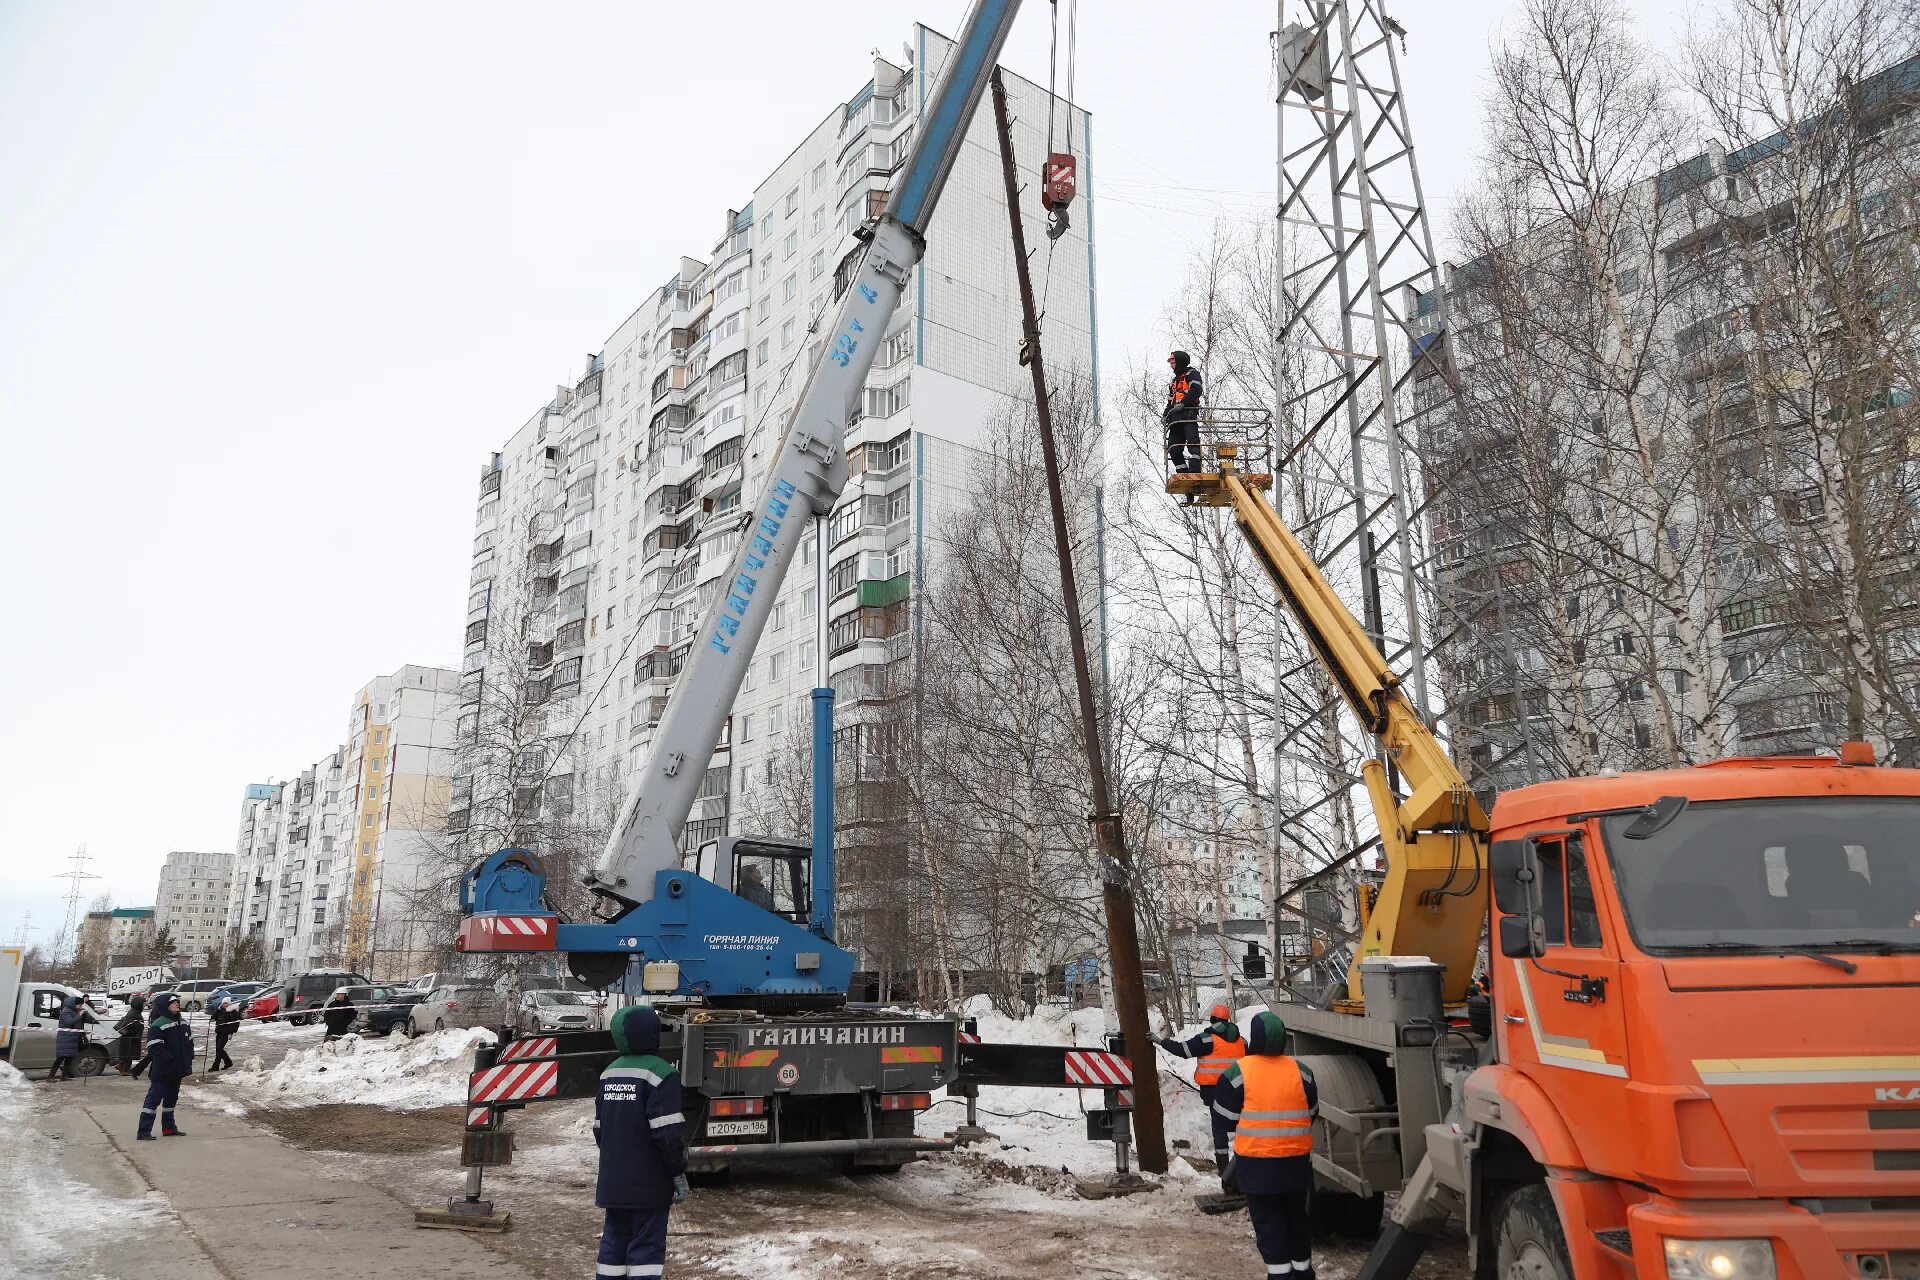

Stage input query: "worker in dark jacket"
[
  {"left": 1164, "top": 349, "right": 1205, "bottom": 474},
  {"left": 210, "top": 999, "right": 242, "bottom": 1070},
  {"left": 593, "top": 1005, "right": 688, "bottom": 1279},
  {"left": 136, "top": 993, "right": 193, "bottom": 1139},
  {"left": 1155, "top": 1002, "right": 1245, "bottom": 1186},
  {"left": 49, "top": 994, "right": 95, "bottom": 1080},
  {"left": 112, "top": 995, "right": 146, "bottom": 1075},
  {"left": 1215, "top": 1011, "right": 1319, "bottom": 1279},
  {"left": 321, "top": 990, "right": 357, "bottom": 1041}
]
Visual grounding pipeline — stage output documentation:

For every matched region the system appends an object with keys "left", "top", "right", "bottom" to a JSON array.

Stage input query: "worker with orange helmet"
[
  {"left": 1155, "top": 1001, "right": 1246, "bottom": 1186},
  {"left": 1215, "top": 1010, "right": 1319, "bottom": 1277}
]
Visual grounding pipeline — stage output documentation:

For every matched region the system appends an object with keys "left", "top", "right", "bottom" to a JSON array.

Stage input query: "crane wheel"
[
  {"left": 1493, "top": 1185, "right": 1573, "bottom": 1280},
  {"left": 1299, "top": 1053, "right": 1388, "bottom": 1239}
]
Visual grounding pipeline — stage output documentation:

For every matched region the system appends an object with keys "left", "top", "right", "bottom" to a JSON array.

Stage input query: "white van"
[{"left": 0, "top": 948, "right": 106, "bottom": 1076}]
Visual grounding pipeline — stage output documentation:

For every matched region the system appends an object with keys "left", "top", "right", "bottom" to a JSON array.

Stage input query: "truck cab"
[
  {"left": 1, "top": 979, "right": 101, "bottom": 1075},
  {"left": 1477, "top": 754, "right": 1920, "bottom": 1279}
]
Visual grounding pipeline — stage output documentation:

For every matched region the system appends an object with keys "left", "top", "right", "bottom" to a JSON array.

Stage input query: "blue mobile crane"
[{"left": 439, "top": 0, "right": 1142, "bottom": 1200}]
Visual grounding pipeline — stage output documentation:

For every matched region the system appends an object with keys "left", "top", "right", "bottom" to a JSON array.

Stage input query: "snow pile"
[
  {"left": 220, "top": 1027, "right": 495, "bottom": 1110},
  {"left": 0, "top": 1060, "right": 28, "bottom": 1090},
  {"left": 914, "top": 996, "right": 1217, "bottom": 1180}
]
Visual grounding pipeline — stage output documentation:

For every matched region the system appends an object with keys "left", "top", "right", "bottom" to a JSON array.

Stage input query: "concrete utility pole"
[{"left": 989, "top": 69, "right": 1167, "bottom": 1174}]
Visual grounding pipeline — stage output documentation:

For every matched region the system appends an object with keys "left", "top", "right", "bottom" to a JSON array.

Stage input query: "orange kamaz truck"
[{"left": 1173, "top": 422, "right": 1920, "bottom": 1280}]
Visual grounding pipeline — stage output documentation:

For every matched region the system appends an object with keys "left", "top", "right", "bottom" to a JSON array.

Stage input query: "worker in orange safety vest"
[
  {"left": 1154, "top": 1002, "right": 1245, "bottom": 1186},
  {"left": 1215, "top": 1010, "right": 1319, "bottom": 1278}
]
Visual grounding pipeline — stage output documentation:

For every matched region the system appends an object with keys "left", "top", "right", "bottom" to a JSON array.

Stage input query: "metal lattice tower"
[
  {"left": 53, "top": 846, "right": 98, "bottom": 967},
  {"left": 1268, "top": 1, "right": 1458, "bottom": 1002}
]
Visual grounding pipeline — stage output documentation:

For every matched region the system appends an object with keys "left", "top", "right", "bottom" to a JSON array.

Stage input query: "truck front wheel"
[{"left": 1493, "top": 1185, "right": 1573, "bottom": 1280}]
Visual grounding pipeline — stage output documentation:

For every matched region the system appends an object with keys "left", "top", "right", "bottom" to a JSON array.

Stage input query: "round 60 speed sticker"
[{"left": 776, "top": 1062, "right": 800, "bottom": 1086}]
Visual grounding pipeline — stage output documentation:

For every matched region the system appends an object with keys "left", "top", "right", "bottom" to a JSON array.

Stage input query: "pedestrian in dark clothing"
[
  {"left": 49, "top": 994, "right": 95, "bottom": 1080},
  {"left": 321, "top": 990, "right": 357, "bottom": 1041},
  {"left": 594, "top": 1005, "right": 688, "bottom": 1279},
  {"left": 211, "top": 1001, "right": 242, "bottom": 1070},
  {"left": 136, "top": 993, "right": 193, "bottom": 1140},
  {"left": 1216, "top": 1010, "right": 1319, "bottom": 1279},
  {"left": 113, "top": 995, "right": 146, "bottom": 1076},
  {"left": 1164, "top": 349, "right": 1204, "bottom": 474},
  {"left": 1155, "top": 1002, "right": 1246, "bottom": 1187}
]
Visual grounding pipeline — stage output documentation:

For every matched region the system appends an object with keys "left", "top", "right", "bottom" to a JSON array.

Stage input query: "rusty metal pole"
[{"left": 988, "top": 70, "right": 1167, "bottom": 1174}]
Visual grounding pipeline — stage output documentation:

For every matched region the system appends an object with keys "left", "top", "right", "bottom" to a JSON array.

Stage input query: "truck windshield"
[{"left": 1600, "top": 797, "right": 1920, "bottom": 952}]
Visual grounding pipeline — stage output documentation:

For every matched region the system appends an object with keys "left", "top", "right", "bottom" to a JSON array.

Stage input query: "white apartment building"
[
  {"left": 224, "top": 665, "right": 459, "bottom": 979},
  {"left": 153, "top": 850, "right": 233, "bottom": 968},
  {"left": 452, "top": 27, "right": 1094, "bottom": 974}
]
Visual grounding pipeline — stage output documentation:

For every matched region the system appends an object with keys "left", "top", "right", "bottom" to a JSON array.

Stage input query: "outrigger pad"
[{"left": 1193, "top": 1190, "right": 1248, "bottom": 1215}]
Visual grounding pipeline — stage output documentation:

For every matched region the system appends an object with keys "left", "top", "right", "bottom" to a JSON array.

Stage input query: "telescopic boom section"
[
  {"left": 1207, "top": 454, "right": 1488, "bottom": 1007},
  {"left": 587, "top": 0, "right": 1025, "bottom": 909}
]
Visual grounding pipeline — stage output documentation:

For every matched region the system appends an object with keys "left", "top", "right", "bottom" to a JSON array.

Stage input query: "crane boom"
[
  {"left": 588, "top": 0, "right": 1024, "bottom": 909},
  {"left": 1185, "top": 443, "right": 1488, "bottom": 1007}
]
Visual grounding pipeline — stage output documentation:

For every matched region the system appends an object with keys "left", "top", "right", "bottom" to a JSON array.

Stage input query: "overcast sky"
[{"left": 0, "top": 0, "right": 1695, "bottom": 951}]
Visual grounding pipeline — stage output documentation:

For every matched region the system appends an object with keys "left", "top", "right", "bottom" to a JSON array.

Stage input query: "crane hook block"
[
  {"left": 457, "top": 846, "right": 560, "bottom": 953},
  {"left": 1041, "top": 152, "right": 1077, "bottom": 212}
]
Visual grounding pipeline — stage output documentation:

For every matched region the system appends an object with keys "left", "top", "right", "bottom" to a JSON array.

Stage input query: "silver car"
[
  {"left": 517, "top": 989, "right": 600, "bottom": 1034},
  {"left": 404, "top": 984, "right": 508, "bottom": 1037}
]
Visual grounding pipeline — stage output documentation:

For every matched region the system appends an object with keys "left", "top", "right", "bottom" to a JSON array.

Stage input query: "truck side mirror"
[{"left": 1495, "top": 839, "right": 1547, "bottom": 958}]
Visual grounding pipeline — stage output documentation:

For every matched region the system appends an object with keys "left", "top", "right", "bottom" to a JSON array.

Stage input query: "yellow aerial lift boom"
[{"left": 1170, "top": 422, "right": 1488, "bottom": 1008}]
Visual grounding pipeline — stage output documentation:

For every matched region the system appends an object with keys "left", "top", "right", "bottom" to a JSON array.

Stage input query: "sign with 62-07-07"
[{"left": 108, "top": 965, "right": 169, "bottom": 995}]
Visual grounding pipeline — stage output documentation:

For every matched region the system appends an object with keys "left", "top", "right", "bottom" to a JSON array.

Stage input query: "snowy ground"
[
  {"left": 0, "top": 1061, "right": 173, "bottom": 1272},
  {"left": 180, "top": 999, "right": 1468, "bottom": 1279}
]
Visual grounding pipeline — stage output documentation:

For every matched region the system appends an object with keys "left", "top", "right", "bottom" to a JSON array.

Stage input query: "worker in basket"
[
  {"left": 1154, "top": 1001, "right": 1245, "bottom": 1187},
  {"left": 1217, "top": 1011, "right": 1319, "bottom": 1279},
  {"left": 1164, "top": 349, "right": 1204, "bottom": 474}
]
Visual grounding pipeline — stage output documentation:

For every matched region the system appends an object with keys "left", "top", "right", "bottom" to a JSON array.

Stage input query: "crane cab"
[{"left": 692, "top": 835, "right": 816, "bottom": 927}]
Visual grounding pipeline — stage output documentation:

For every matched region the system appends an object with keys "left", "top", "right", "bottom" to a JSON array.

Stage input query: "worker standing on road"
[
  {"left": 49, "top": 993, "right": 95, "bottom": 1081},
  {"left": 210, "top": 998, "right": 242, "bottom": 1070},
  {"left": 1164, "top": 349, "right": 1204, "bottom": 474},
  {"left": 593, "top": 1005, "right": 689, "bottom": 1279},
  {"left": 136, "top": 992, "right": 193, "bottom": 1140},
  {"left": 1154, "top": 1002, "right": 1245, "bottom": 1186},
  {"left": 112, "top": 994, "right": 146, "bottom": 1076},
  {"left": 1215, "top": 1011, "right": 1319, "bottom": 1279}
]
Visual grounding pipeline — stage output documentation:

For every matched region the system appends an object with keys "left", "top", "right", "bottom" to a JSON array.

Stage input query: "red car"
[{"left": 247, "top": 988, "right": 282, "bottom": 1021}]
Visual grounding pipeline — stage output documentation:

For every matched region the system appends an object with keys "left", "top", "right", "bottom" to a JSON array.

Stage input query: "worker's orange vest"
[
  {"left": 1194, "top": 1029, "right": 1245, "bottom": 1086},
  {"left": 1232, "top": 1055, "right": 1313, "bottom": 1159}
]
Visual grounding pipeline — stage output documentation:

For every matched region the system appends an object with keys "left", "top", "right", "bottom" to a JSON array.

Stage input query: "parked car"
[
  {"left": 517, "top": 989, "right": 600, "bottom": 1034},
  {"left": 247, "top": 987, "right": 283, "bottom": 1021},
  {"left": 333, "top": 984, "right": 411, "bottom": 1037},
  {"left": 206, "top": 981, "right": 269, "bottom": 1012},
  {"left": 280, "top": 970, "right": 370, "bottom": 1025},
  {"left": 405, "top": 984, "right": 507, "bottom": 1037},
  {"left": 173, "top": 979, "right": 231, "bottom": 1011}
]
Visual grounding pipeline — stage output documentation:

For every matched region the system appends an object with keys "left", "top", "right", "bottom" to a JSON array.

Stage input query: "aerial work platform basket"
[{"left": 1163, "top": 406, "right": 1276, "bottom": 507}]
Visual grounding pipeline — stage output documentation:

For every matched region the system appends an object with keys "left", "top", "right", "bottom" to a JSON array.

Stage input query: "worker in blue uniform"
[
  {"left": 593, "top": 1005, "right": 688, "bottom": 1278},
  {"left": 1155, "top": 1001, "right": 1245, "bottom": 1186},
  {"left": 1215, "top": 1010, "right": 1319, "bottom": 1278}
]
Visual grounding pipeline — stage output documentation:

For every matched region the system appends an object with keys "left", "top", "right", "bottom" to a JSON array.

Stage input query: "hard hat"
[{"left": 1210, "top": 1002, "right": 1232, "bottom": 1022}]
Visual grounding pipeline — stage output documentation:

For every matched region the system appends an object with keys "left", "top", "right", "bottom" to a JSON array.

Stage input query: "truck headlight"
[{"left": 1663, "top": 1239, "right": 1776, "bottom": 1280}]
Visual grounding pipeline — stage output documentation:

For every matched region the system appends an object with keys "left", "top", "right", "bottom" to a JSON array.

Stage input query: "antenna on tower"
[{"left": 53, "top": 846, "right": 100, "bottom": 968}]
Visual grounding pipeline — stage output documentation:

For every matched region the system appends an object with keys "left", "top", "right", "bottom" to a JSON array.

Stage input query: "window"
[
  {"left": 769, "top": 651, "right": 785, "bottom": 681},
  {"left": 373, "top": 730, "right": 384, "bottom": 744},
  {"left": 783, "top": 274, "right": 798, "bottom": 302},
  {"left": 771, "top": 602, "right": 789, "bottom": 631},
  {"left": 810, "top": 249, "right": 825, "bottom": 281},
  {"left": 769, "top": 704, "right": 785, "bottom": 736},
  {"left": 812, "top": 161, "right": 828, "bottom": 191},
  {"left": 782, "top": 319, "right": 796, "bottom": 348},
  {"left": 800, "top": 640, "right": 816, "bottom": 672},
  {"left": 715, "top": 270, "right": 746, "bottom": 303},
  {"left": 785, "top": 187, "right": 798, "bottom": 217},
  {"left": 811, "top": 206, "right": 825, "bottom": 235},
  {"left": 785, "top": 231, "right": 799, "bottom": 259},
  {"left": 738, "top": 713, "right": 754, "bottom": 742},
  {"left": 865, "top": 381, "right": 910, "bottom": 419},
  {"left": 756, "top": 339, "right": 770, "bottom": 367}
]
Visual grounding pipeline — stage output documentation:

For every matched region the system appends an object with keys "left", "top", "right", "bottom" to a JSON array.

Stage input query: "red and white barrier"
[
  {"left": 468, "top": 1059, "right": 559, "bottom": 1104},
  {"left": 1064, "top": 1049, "right": 1131, "bottom": 1087},
  {"left": 498, "top": 1036, "right": 557, "bottom": 1061}
]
